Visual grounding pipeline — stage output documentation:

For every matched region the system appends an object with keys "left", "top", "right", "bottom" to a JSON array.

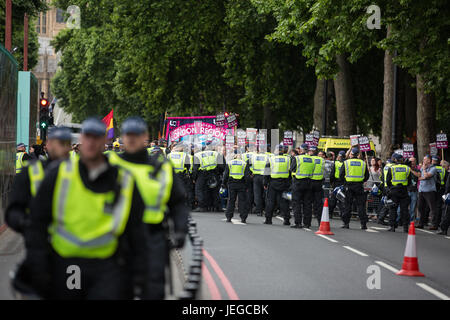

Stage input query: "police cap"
[
  {"left": 121, "top": 116, "right": 147, "bottom": 135},
  {"left": 81, "top": 118, "right": 106, "bottom": 136},
  {"left": 48, "top": 126, "right": 72, "bottom": 141}
]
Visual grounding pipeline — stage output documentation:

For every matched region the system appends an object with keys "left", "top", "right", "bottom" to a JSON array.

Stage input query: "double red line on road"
[{"left": 202, "top": 248, "right": 239, "bottom": 300}]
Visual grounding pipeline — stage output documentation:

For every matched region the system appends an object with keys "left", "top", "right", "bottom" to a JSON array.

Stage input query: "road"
[
  {"left": 1, "top": 211, "right": 449, "bottom": 300},
  {"left": 196, "top": 211, "right": 450, "bottom": 300}
]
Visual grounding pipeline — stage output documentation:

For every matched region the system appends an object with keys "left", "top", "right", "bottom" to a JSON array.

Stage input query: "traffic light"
[{"left": 39, "top": 96, "right": 50, "bottom": 141}]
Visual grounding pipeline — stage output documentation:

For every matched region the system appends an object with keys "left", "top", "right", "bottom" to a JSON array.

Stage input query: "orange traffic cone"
[
  {"left": 315, "top": 198, "right": 334, "bottom": 235},
  {"left": 396, "top": 222, "right": 425, "bottom": 277}
]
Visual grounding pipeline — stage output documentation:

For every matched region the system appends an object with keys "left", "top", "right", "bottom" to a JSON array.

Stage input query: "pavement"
[
  {"left": 0, "top": 227, "right": 24, "bottom": 300},
  {"left": 195, "top": 211, "right": 450, "bottom": 300}
]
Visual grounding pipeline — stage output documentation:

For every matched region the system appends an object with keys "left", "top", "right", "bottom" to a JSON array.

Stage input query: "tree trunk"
[
  {"left": 381, "top": 26, "right": 394, "bottom": 160},
  {"left": 416, "top": 74, "right": 435, "bottom": 161},
  {"left": 333, "top": 54, "right": 355, "bottom": 136},
  {"left": 313, "top": 79, "right": 325, "bottom": 131},
  {"left": 403, "top": 72, "right": 417, "bottom": 143}
]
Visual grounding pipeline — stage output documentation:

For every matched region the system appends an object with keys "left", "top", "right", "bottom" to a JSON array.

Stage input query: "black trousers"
[
  {"left": 49, "top": 254, "right": 131, "bottom": 300},
  {"left": 195, "top": 172, "right": 221, "bottom": 209},
  {"left": 342, "top": 183, "right": 367, "bottom": 225},
  {"left": 246, "top": 175, "right": 254, "bottom": 213},
  {"left": 176, "top": 172, "right": 191, "bottom": 208},
  {"left": 329, "top": 182, "right": 345, "bottom": 217},
  {"left": 388, "top": 187, "right": 410, "bottom": 228},
  {"left": 226, "top": 185, "right": 248, "bottom": 220},
  {"left": 440, "top": 204, "right": 450, "bottom": 232},
  {"left": 142, "top": 230, "right": 168, "bottom": 300},
  {"left": 292, "top": 179, "right": 312, "bottom": 226},
  {"left": 253, "top": 175, "right": 265, "bottom": 214},
  {"left": 418, "top": 192, "right": 437, "bottom": 226},
  {"left": 265, "top": 181, "right": 290, "bottom": 222},
  {"left": 311, "top": 179, "right": 324, "bottom": 225}
]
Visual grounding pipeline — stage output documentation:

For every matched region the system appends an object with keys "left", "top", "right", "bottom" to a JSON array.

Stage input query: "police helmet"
[
  {"left": 207, "top": 176, "right": 218, "bottom": 189},
  {"left": 371, "top": 184, "right": 381, "bottom": 196},
  {"left": 381, "top": 196, "right": 395, "bottom": 209},
  {"left": 219, "top": 187, "right": 228, "bottom": 199},
  {"left": 333, "top": 186, "right": 346, "bottom": 203},
  {"left": 281, "top": 191, "right": 292, "bottom": 201},
  {"left": 442, "top": 193, "right": 450, "bottom": 205}
]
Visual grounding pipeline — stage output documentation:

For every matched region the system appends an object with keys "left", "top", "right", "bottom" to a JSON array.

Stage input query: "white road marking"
[
  {"left": 343, "top": 246, "right": 369, "bottom": 257},
  {"left": 366, "top": 228, "right": 379, "bottom": 233},
  {"left": 371, "top": 227, "right": 389, "bottom": 230},
  {"left": 231, "top": 219, "right": 246, "bottom": 225},
  {"left": 416, "top": 229, "right": 435, "bottom": 234},
  {"left": 445, "top": 236, "right": 450, "bottom": 240},
  {"left": 316, "top": 234, "right": 338, "bottom": 243},
  {"left": 275, "top": 216, "right": 284, "bottom": 222},
  {"left": 303, "top": 228, "right": 311, "bottom": 232},
  {"left": 375, "top": 261, "right": 399, "bottom": 274},
  {"left": 416, "top": 283, "right": 450, "bottom": 300}
]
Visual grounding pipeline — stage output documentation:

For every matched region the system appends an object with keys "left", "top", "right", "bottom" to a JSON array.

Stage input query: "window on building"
[
  {"left": 56, "top": 8, "right": 65, "bottom": 23},
  {"left": 36, "top": 13, "right": 41, "bottom": 33},
  {"left": 42, "top": 12, "right": 47, "bottom": 34}
]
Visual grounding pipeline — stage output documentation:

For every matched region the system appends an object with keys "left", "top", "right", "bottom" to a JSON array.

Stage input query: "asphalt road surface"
[
  {"left": 197, "top": 211, "right": 450, "bottom": 300},
  {"left": 1, "top": 211, "right": 449, "bottom": 300}
]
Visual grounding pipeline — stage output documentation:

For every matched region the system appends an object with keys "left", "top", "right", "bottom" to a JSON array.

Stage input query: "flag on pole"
[{"left": 102, "top": 109, "right": 114, "bottom": 139}]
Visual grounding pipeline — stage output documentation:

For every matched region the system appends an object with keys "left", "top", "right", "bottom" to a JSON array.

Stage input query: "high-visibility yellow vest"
[
  {"left": 334, "top": 161, "right": 344, "bottom": 179},
  {"left": 195, "top": 151, "right": 218, "bottom": 171},
  {"left": 70, "top": 150, "right": 79, "bottom": 160},
  {"left": 50, "top": 158, "right": 134, "bottom": 258},
  {"left": 383, "top": 163, "right": 393, "bottom": 187},
  {"left": 16, "top": 152, "right": 26, "bottom": 174},
  {"left": 29, "top": 161, "right": 45, "bottom": 197},
  {"left": 344, "top": 159, "right": 366, "bottom": 182},
  {"left": 228, "top": 159, "right": 246, "bottom": 180},
  {"left": 269, "top": 155, "right": 290, "bottom": 179},
  {"left": 435, "top": 166, "right": 445, "bottom": 186},
  {"left": 311, "top": 156, "right": 324, "bottom": 181},
  {"left": 188, "top": 154, "right": 193, "bottom": 174},
  {"left": 168, "top": 152, "right": 187, "bottom": 173},
  {"left": 252, "top": 154, "right": 269, "bottom": 175},
  {"left": 108, "top": 152, "right": 173, "bottom": 224},
  {"left": 294, "top": 155, "right": 314, "bottom": 179},
  {"left": 391, "top": 164, "right": 410, "bottom": 186}
]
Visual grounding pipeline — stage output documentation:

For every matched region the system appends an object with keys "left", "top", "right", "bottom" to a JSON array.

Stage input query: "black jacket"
[
  {"left": 119, "top": 149, "right": 189, "bottom": 235},
  {"left": 6, "top": 158, "right": 57, "bottom": 233},
  {"left": 25, "top": 156, "right": 150, "bottom": 296}
]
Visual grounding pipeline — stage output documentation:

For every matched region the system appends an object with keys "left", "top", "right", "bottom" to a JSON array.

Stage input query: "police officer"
[
  {"left": 432, "top": 156, "right": 445, "bottom": 230},
  {"left": 340, "top": 148, "right": 370, "bottom": 229},
  {"left": 438, "top": 166, "right": 450, "bottom": 235},
  {"left": 24, "top": 118, "right": 150, "bottom": 299},
  {"left": 263, "top": 145, "right": 291, "bottom": 225},
  {"left": 243, "top": 146, "right": 257, "bottom": 214},
  {"left": 385, "top": 153, "right": 412, "bottom": 232},
  {"left": 309, "top": 145, "right": 324, "bottom": 226},
  {"left": 250, "top": 149, "right": 270, "bottom": 216},
  {"left": 222, "top": 152, "right": 251, "bottom": 223},
  {"left": 108, "top": 116, "right": 188, "bottom": 300},
  {"left": 167, "top": 143, "right": 192, "bottom": 208},
  {"left": 290, "top": 143, "right": 314, "bottom": 228},
  {"left": 6, "top": 127, "right": 72, "bottom": 234},
  {"left": 192, "top": 144, "right": 225, "bottom": 212},
  {"left": 15, "top": 143, "right": 32, "bottom": 174},
  {"left": 329, "top": 150, "right": 346, "bottom": 218},
  {"left": 378, "top": 158, "right": 394, "bottom": 225}
]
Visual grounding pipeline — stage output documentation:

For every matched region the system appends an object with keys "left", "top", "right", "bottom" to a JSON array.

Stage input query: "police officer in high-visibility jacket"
[
  {"left": 250, "top": 150, "right": 270, "bottom": 216},
  {"left": 329, "top": 150, "right": 346, "bottom": 218},
  {"left": 243, "top": 146, "right": 257, "bottom": 214},
  {"left": 108, "top": 117, "right": 188, "bottom": 300},
  {"left": 15, "top": 143, "right": 32, "bottom": 174},
  {"left": 6, "top": 127, "right": 72, "bottom": 234},
  {"left": 222, "top": 152, "right": 251, "bottom": 223},
  {"left": 290, "top": 143, "right": 314, "bottom": 228},
  {"left": 167, "top": 143, "right": 191, "bottom": 207},
  {"left": 263, "top": 145, "right": 291, "bottom": 225},
  {"left": 339, "top": 148, "right": 370, "bottom": 229},
  {"left": 308, "top": 145, "right": 325, "bottom": 226},
  {"left": 378, "top": 158, "right": 394, "bottom": 225},
  {"left": 432, "top": 156, "right": 445, "bottom": 229},
  {"left": 24, "top": 118, "right": 150, "bottom": 299},
  {"left": 438, "top": 166, "right": 450, "bottom": 235},
  {"left": 192, "top": 145, "right": 225, "bottom": 212},
  {"left": 385, "top": 153, "right": 412, "bottom": 232}
]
